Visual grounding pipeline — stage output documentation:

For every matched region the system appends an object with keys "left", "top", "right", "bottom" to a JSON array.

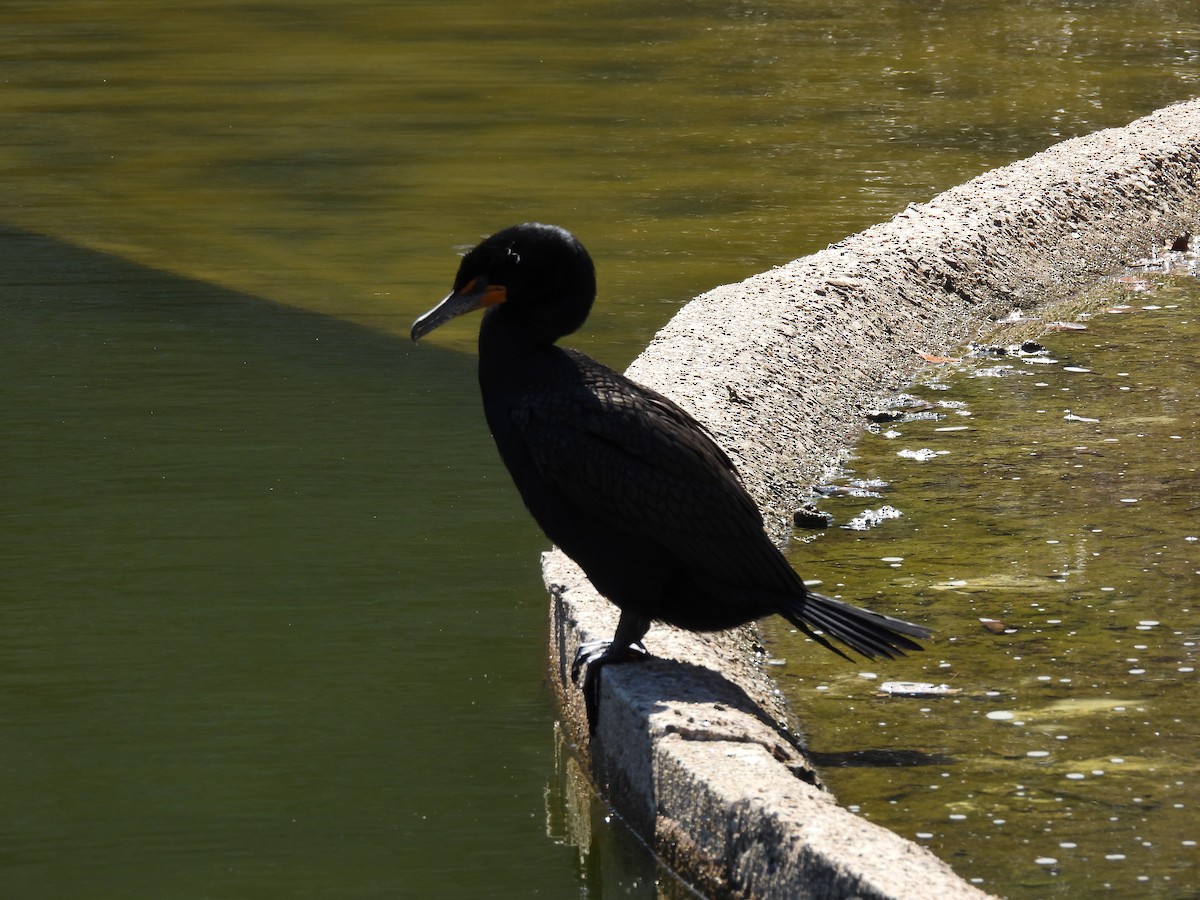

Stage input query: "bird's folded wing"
[
  {"left": 511, "top": 374, "right": 763, "bottom": 542},
  {"left": 509, "top": 371, "right": 797, "bottom": 588}
]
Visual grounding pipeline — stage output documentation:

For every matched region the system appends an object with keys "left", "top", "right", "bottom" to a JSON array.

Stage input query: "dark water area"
[
  {"left": 1, "top": 230, "right": 591, "bottom": 896},
  {"left": 774, "top": 266, "right": 1199, "bottom": 897},
  {"left": 2, "top": 1, "right": 1198, "bottom": 896}
]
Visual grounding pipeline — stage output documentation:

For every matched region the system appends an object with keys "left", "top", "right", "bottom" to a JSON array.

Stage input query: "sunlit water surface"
[
  {"left": 774, "top": 263, "right": 1199, "bottom": 898},
  {"left": 2, "top": 0, "right": 1198, "bottom": 896}
]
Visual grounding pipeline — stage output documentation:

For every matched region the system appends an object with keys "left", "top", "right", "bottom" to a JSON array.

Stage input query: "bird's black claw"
[
  {"left": 571, "top": 639, "right": 611, "bottom": 685},
  {"left": 570, "top": 640, "right": 650, "bottom": 732}
]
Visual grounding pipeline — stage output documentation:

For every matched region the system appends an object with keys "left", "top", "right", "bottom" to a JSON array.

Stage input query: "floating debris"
[
  {"left": 897, "top": 410, "right": 944, "bottom": 423},
  {"left": 892, "top": 393, "right": 935, "bottom": 408},
  {"left": 878, "top": 681, "right": 961, "bottom": 697},
  {"left": 968, "top": 339, "right": 1049, "bottom": 357},
  {"left": 1063, "top": 411, "right": 1100, "bottom": 423},
  {"left": 850, "top": 478, "right": 893, "bottom": 492},
  {"left": 980, "top": 618, "right": 1017, "bottom": 634},
  {"left": 1044, "top": 321, "right": 1089, "bottom": 332},
  {"left": 812, "top": 479, "right": 889, "bottom": 499},
  {"left": 843, "top": 505, "right": 904, "bottom": 531}
]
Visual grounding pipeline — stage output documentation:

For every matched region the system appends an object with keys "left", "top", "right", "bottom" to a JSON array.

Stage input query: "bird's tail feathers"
[{"left": 780, "top": 590, "right": 930, "bottom": 660}]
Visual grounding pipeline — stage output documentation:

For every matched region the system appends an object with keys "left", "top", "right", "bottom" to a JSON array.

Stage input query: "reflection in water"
[{"left": 545, "top": 726, "right": 691, "bottom": 899}]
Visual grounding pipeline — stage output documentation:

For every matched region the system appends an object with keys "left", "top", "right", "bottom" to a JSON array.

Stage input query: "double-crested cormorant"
[{"left": 412, "top": 223, "right": 929, "bottom": 724}]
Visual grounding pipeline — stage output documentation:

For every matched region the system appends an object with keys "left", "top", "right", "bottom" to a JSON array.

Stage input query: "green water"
[
  {"left": 5, "top": 1, "right": 1198, "bottom": 355},
  {"left": 2, "top": 1, "right": 1198, "bottom": 896},
  {"left": 0, "top": 231, "right": 583, "bottom": 896},
  {"left": 774, "top": 267, "right": 1199, "bottom": 897}
]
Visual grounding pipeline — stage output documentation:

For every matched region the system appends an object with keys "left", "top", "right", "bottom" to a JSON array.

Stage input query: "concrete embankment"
[{"left": 544, "top": 98, "right": 1200, "bottom": 899}]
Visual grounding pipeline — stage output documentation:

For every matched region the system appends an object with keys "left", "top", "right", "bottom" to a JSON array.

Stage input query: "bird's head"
[{"left": 411, "top": 223, "right": 597, "bottom": 344}]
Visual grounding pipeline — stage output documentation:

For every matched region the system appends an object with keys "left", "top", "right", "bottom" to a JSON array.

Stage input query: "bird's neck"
[
  {"left": 477, "top": 311, "right": 569, "bottom": 450},
  {"left": 478, "top": 306, "right": 560, "bottom": 364}
]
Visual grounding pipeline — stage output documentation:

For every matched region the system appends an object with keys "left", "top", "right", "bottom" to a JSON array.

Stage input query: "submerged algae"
[{"left": 770, "top": 264, "right": 1200, "bottom": 898}]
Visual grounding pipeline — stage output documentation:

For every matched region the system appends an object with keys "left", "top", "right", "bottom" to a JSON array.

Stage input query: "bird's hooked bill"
[{"left": 410, "top": 278, "right": 507, "bottom": 342}]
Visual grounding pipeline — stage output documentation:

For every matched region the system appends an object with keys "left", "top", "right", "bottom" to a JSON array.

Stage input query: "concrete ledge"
[{"left": 545, "top": 98, "right": 1200, "bottom": 898}]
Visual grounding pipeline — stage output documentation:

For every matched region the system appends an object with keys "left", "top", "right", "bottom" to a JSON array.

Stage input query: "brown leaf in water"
[{"left": 980, "top": 618, "right": 1013, "bottom": 634}]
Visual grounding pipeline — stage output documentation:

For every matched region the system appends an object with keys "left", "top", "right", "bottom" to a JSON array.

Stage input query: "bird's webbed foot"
[{"left": 570, "top": 635, "right": 650, "bottom": 731}]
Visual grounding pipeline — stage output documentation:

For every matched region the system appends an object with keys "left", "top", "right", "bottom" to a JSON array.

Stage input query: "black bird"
[{"left": 412, "top": 223, "right": 930, "bottom": 724}]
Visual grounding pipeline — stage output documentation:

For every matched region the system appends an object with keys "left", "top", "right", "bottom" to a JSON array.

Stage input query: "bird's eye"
[{"left": 504, "top": 245, "right": 521, "bottom": 266}]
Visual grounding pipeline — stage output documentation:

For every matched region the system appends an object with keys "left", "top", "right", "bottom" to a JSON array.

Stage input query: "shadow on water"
[
  {"left": 0, "top": 226, "right": 655, "bottom": 897},
  {"left": 806, "top": 749, "right": 958, "bottom": 769}
]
